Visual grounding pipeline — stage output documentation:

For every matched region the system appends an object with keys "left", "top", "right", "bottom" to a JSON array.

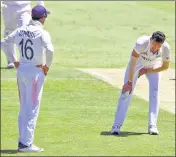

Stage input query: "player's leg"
[
  {"left": 111, "top": 65, "right": 141, "bottom": 134},
  {"left": 2, "top": 6, "right": 17, "bottom": 68},
  {"left": 17, "top": 70, "right": 27, "bottom": 148},
  {"left": 18, "top": 68, "right": 45, "bottom": 152},
  {"left": 17, "top": 4, "right": 31, "bottom": 27},
  {"left": 146, "top": 72, "right": 160, "bottom": 135}
]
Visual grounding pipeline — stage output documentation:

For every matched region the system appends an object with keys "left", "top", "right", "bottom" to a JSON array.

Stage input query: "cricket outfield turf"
[{"left": 1, "top": 1, "right": 175, "bottom": 156}]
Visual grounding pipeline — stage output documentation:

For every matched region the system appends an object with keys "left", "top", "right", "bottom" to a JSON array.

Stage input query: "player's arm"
[
  {"left": 43, "top": 32, "right": 54, "bottom": 68},
  {"left": 36, "top": 0, "right": 45, "bottom": 6},
  {"left": 122, "top": 50, "right": 139, "bottom": 94},
  {"left": 41, "top": 31, "right": 54, "bottom": 75},
  {"left": 122, "top": 39, "right": 144, "bottom": 94},
  {"left": 1, "top": 30, "right": 18, "bottom": 64},
  {"left": 128, "top": 38, "right": 145, "bottom": 83},
  {"left": 128, "top": 50, "right": 140, "bottom": 83},
  {"left": 147, "top": 61, "right": 170, "bottom": 73}
]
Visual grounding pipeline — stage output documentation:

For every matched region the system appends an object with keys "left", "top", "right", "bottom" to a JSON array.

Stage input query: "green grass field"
[{"left": 1, "top": 1, "right": 175, "bottom": 156}]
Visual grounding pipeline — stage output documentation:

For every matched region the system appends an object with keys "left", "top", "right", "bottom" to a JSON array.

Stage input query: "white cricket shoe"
[
  {"left": 111, "top": 126, "right": 121, "bottom": 134},
  {"left": 148, "top": 125, "right": 159, "bottom": 135},
  {"left": 18, "top": 144, "right": 44, "bottom": 153},
  {"left": 7, "top": 62, "right": 15, "bottom": 69}
]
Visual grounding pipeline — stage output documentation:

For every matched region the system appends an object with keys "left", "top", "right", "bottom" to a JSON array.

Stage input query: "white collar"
[{"left": 29, "top": 20, "right": 43, "bottom": 28}]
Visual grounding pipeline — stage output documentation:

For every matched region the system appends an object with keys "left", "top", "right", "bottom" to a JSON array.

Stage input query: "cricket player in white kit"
[
  {"left": 1, "top": 5, "right": 54, "bottom": 152},
  {"left": 111, "top": 31, "right": 170, "bottom": 135},
  {"left": 1, "top": 1, "right": 45, "bottom": 68}
]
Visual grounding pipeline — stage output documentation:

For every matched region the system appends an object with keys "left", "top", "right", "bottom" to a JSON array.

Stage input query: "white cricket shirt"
[
  {"left": 1, "top": 20, "right": 54, "bottom": 67},
  {"left": 133, "top": 35, "right": 171, "bottom": 68}
]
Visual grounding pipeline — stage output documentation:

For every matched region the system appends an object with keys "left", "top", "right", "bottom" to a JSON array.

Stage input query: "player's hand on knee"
[
  {"left": 14, "top": 61, "right": 20, "bottom": 68},
  {"left": 138, "top": 68, "right": 147, "bottom": 78},
  {"left": 122, "top": 81, "right": 132, "bottom": 94}
]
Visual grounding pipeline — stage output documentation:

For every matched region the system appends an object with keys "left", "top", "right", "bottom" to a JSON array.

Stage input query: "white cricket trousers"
[
  {"left": 113, "top": 63, "right": 160, "bottom": 127},
  {"left": 2, "top": 4, "right": 31, "bottom": 62},
  {"left": 17, "top": 65, "right": 45, "bottom": 146}
]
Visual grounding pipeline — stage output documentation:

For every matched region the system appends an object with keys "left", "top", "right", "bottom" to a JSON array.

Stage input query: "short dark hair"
[
  {"left": 151, "top": 31, "right": 166, "bottom": 43},
  {"left": 32, "top": 16, "right": 41, "bottom": 21},
  {"left": 32, "top": 14, "right": 47, "bottom": 21}
]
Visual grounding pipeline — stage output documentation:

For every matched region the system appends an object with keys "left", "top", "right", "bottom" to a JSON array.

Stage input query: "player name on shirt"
[
  {"left": 140, "top": 51, "right": 161, "bottom": 62},
  {"left": 19, "top": 30, "right": 35, "bottom": 39}
]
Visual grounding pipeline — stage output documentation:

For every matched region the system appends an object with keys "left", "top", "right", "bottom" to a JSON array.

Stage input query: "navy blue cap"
[{"left": 32, "top": 5, "right": 50, "bottom": 18}]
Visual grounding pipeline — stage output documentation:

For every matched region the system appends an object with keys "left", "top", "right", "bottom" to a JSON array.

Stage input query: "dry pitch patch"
[{"left": 78, "top": 68, "right": 175, "bottom": 114}]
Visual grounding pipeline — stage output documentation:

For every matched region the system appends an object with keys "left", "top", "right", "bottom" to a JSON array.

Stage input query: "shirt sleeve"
[
  {"left": 1, "top": 30, "right": 18, "bottom": 63},
  {"left": 36, "top": 1, "right": 45, "bottom": 6},
  {"left": 41, "top": 31, "right": 54, "bottom": 67},
  {"left": 133, "top": 39, "right": 146, "bottom": 54},
  {"left": 162, "top": 43, "right": 171, "bottom": 62}
]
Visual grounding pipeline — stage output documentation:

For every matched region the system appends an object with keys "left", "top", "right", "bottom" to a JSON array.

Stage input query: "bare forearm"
[
  {"left": 147, "top": 61, "right": 170, "bottom": 73},
  {"left": 128, "top": 57, "right": 138, "bottom": 82},
  {"left": 148, "top": 65, "right": 168, "bottom": 73},
  {"left": 128, "top": 65, "right": 136, "bottom": 82}
]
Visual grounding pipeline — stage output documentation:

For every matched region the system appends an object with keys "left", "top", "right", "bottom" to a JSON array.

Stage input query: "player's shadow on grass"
[
  {"left": 100, "top": 131, "right": 148, "bottom": 137},
  {"left": 0, "top": 67, "right": 13, "bottom": 69},
  {"left": 1, "top": 149, "right": 18, "bottom": 154},
  {"left": 0, "top": 67, "right": 9, "bottom": 69}
]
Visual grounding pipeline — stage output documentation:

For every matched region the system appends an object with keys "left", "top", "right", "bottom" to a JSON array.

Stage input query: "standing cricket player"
[
  {"left": 1, "top": 5, "right": 54, "bottom": 152},
  {"left": 1, "top": 1, "right": 45, "bottom": 68},
  {"left": 111, "top": 31, "right": 170, "bottom": 135}
]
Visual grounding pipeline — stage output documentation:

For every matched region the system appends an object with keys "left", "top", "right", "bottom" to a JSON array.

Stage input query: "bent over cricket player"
[
  {"left": 111, "top": 31, "right": 170, "bottom": 135},
  {"left": 1, "top": 1, "right": 45, "bottom": 68},
  {"left": 1, "top": 5, "right": 54, "bottom": 152}
]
